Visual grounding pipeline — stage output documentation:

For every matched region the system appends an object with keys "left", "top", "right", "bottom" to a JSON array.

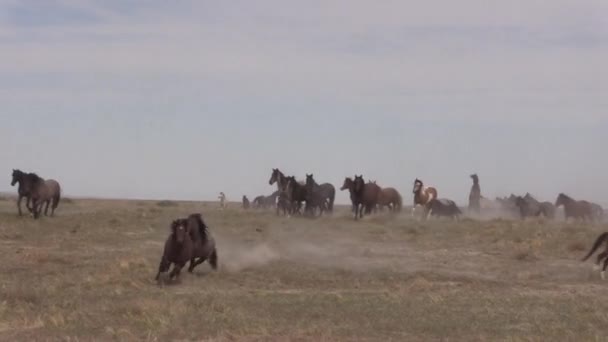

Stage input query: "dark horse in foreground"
[
  {"left": 11, "top": 169, "right": 61, "bottom": 218},
  {"left": 582, "top": 232, "right": 608, "bottom": 280},
  {"left": 156, "top": 214, "right": 218, "bottom": 284},
  {"left": 305, "top": 174, "right": 335, "bottom": 216}
]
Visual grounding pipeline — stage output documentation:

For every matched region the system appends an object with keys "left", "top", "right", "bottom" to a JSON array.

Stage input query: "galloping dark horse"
[
  {"left": 582, "top": 232, "right": 608, "bottom": 279},
  {"left": 305, "top": 174, "right": 335, "bottom": 216},
  {"left": 350, "top": 175, "right": 381, "bottom": 220},
  {"left": 412, "top": 179, "right": 437, "bottom": 220},
  {"left": 185, "top": 213, "right": 218, "bottom": 273},
  {"left": 156, "top": 219, "right": 193, "bottom": 283},
  {"left": 555, "top": 193, "right": 594, "bottom": 222}
]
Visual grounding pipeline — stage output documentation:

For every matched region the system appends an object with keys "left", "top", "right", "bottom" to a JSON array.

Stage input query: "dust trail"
[{"left": 218, "top": 241, "right": 279, "bottom": 273}]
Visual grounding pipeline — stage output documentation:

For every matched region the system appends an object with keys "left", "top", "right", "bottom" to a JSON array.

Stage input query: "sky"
[{"left": 0, "top": 0, "right": 607, "bottom": 205}]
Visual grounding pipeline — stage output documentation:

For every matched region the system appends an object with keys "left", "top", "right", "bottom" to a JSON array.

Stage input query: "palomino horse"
[
  {"left": 412, "top": 178, "right": 437, "bottom": 219},
  {"left": 582, "top": 232, "right": 608, "bottom": 279},
  {"left": 376, "top": 185, "right": 403, "bottom": 212},
  {"left": 305, "top": 174, "right": 335, "bottom": 216},
  {"left": 10, "top": 169, "right": 36, "bottom": 216},
  {"left": 555, "top": 193, "right": 594, "bottom": 222},
  {"left": 468, "top": 174, "right": 481, "bottom": 214},
  {"left": 28, "top": 173, "right": 61, "bottom": 219}
]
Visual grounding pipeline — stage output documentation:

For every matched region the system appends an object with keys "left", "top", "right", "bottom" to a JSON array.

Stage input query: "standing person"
[
  {"left": 218, "top": 192, "right": 227, "bottom": 210},
  {"left": 469, "top": 174, "right": 481, "bottom": 214}
]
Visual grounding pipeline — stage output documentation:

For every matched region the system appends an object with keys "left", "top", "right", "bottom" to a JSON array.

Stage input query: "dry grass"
[{"left": 0, "top": 199, "right": 607, "bottom": 341}]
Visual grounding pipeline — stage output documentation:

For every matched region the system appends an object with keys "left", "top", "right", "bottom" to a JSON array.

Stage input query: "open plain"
[{"left": 0, "top": 197, "right": 607, "bottom": 341}]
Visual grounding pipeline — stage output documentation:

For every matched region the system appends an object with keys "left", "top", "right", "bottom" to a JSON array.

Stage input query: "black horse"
[
  {"left": 305, "top": 174, "right": 335, "bottom": 216},
  {"left": 10, "top": 169, "right": 35, "bottom": 216},
  {"left": 428, "top": 198, "right": 462, "bottom": 219},
  {"left": 285, "top": 176, "right": 307, "bottom": 216}
]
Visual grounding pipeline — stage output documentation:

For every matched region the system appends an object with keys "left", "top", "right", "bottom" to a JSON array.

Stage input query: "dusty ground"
[{"left": 0, "top": 197, "right": 607, "bottom": 341}]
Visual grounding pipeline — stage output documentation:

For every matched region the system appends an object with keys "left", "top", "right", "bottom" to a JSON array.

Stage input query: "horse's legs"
[
  {"left": 155, "top": 258, "right": 171, "bottom": 281},
  {"left": 44, "top": 200, "right": 50, "bottom": 216},
  {"left": 601, "top": 257, "right": 608, "bottom": 280},
  {"left": 169, "top": 263, "right": 185, "bottom": 280},
  {"left": 16, "top": 195, "right": 23, "bottom": 216},
  {"left": 594, "top": 251, "right": 608, "bottom": 270},
  {"left": 188, "top": 257, "right": 208, "bottom": 273}
]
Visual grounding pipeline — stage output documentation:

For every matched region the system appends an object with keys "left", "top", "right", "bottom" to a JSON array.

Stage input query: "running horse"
[
  {"left": 412, "top": 178, "right": 437, "bottom": 220},
  {"left": 555, "top": 193, "right": 594, "bottom": 222}
]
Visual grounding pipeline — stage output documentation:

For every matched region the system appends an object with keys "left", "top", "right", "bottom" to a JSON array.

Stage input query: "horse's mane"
[
  {"left": 558, "top": 193, "right": 573, "bottom": 201},
  {"left": 190, "top": 213, "right": 208, "bottom": 241}
]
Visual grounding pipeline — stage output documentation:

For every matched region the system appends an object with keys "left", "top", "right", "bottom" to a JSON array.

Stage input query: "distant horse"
[
  {"left": 351, "top": 175, "right": 381, "bottom": 220},
  {"left": 515, "top": 194, "right": 555, "bottom": 220},
  {"left": 412, "top": 179, "right": 437, "bottom": 220},
  {"left": 29, "top": 173, "right": 61, "bottom": 219},
  {"left": 341, "top": 177, "right": 356, "bottom": 213},
  {"left": 252, "top": 191, "right": 279, "bottom": 209},
  {"left": 305, "top": 174, "right": 335, "bottom": 216},
  {"left": 428, "top": 199, "right": 462, "bottom": 220},
  {"left": 242, "top": 196, "right": 250, "bottom": 210},
  {"left": 185, "top": 213, "right": 218, "bottom": 273},
  {"left": 468, "top": 174, "right": 481, "bottom": 214},
  {"left": 10, "top": 169, "right": 36, "bottom": 216},
  {"left": 377, "top": 186, "right": 403, "bottom": 212},
  {"left": 156, "top": 219, "right": 194, "bottom": 283},
  {"left": 285, "top": 176, "right": 308, "bottom": 215},
  {"left": 582, "top": 232, "right": 608, "bottom": 280},
  {"left": 555, "top": 193, "right": 594, "bottom": 222}
]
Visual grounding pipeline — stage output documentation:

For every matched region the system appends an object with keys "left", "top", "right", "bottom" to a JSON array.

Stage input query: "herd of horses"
[
  {"left": 7, "top": 168, "right": 608, "bottom": 281},
  {"left": 243, "top": 169, "right": 604, "bottom": 222}
]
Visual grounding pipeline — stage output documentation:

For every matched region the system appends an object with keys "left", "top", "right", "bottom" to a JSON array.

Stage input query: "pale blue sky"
[{"left": 1, "top": 1, "right": 606, "bottom": 205}]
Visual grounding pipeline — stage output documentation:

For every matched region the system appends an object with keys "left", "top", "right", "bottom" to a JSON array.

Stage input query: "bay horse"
[
  {"left": 377, "top": 185, "right": 403, "bottom": 212},
  {"left": 555, "top": 193, "right": 594, "bottom": 222},
  {"left": 428, "top": 198, "right": 462, "bottom": 220},
  {"left": 28, "top": 173, "right": 61, "bottom": 219},
  {"left": 185, "top": 213, "right": 218, "bottom": 273},
  {"left": 468, "top": 174, "right": 481, "bottom": 214},
  {"left": 412, "top": 178, "right": 437, "bottom": 220},
  {"left": 10, "top": 169, "right": 36, "bottom": 216},
  {"left": 582, "top": 232, "right": 608, "bottom": 280},
  {"left": 305, "top": 174, "right": 335, "bottom": 216},
  {"left": 351, "top": 175, "right": 381, "bottom": 220},
  {"left": 156, "top": 219, "right": 194, "bottom": 283}
]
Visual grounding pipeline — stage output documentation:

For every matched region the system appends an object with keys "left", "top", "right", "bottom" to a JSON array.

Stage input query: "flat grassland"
[{"left": 0, "top": 198, "right": 607, "bottom": 341}]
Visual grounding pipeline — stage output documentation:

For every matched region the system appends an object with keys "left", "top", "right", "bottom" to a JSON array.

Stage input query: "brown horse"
[
  {"left": 468, "top": 174, "right": 481, "bottom": 214},
  {"left": 582, "top": 232, "right": 608, "bottom": 279},
  {"left": 26, "top": 173, "right": 61, "bottom": 219},
  {"left": 185, "top": 213, "right": 218, "bottom": 273},
  {"left": 156, "top": 219, "right": 194, "bottom": 283},
  {"left": 412, "top": 178, "right": 437, "bottom": 219},
  {"left": 377, "top": 186, "right": 403, "bottom": 212},
  {"left": 351, "top": 175, "right": 381, "bottom": 220},
  {"left": 555, "top": 193, "right": 594, "bottom": 222}
]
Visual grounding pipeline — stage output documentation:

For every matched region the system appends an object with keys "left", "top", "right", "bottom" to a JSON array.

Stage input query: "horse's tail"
[
  {"left": 582, "top": 232, "right": 608, "bottom": 261},
  {"left": 394, "top": 192, "right": 403, "bottom": 212},
  {"left": 328, "top": 188, "right": 335, "bottom": 213},
  {"left": 209, "top": 248, "right": 218, "bottom": 270},
  {"left": 53, "top": 184, "right": 61, "bottom": 209}
]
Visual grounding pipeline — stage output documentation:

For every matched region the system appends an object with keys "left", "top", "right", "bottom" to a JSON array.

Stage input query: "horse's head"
[
  {"left": 555, "top": 193, "right": 568, "bottom": 207},
  {"left": 10, "top": 169, "right": 21, "bottom": 186},
  {"left": 171, "top": 219, "right": 189, "bottom": 245},
  {"left": 470, "top": 174, "right": 478, "bottom": 183},
  {"left": 413, "top": 179, "right": 423, "bottom": 194},
  {"left": 340, "top": 177, "right": 353, "bottom": 191},
  {"left": 269, "top": 168, "right": 280, "bottom": 186},
  {"left": 354, "top": 175, "right": 365, "bottom": 193},
  {"left": 305, "top": 173, "right": 315, "bottom": 188}
]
